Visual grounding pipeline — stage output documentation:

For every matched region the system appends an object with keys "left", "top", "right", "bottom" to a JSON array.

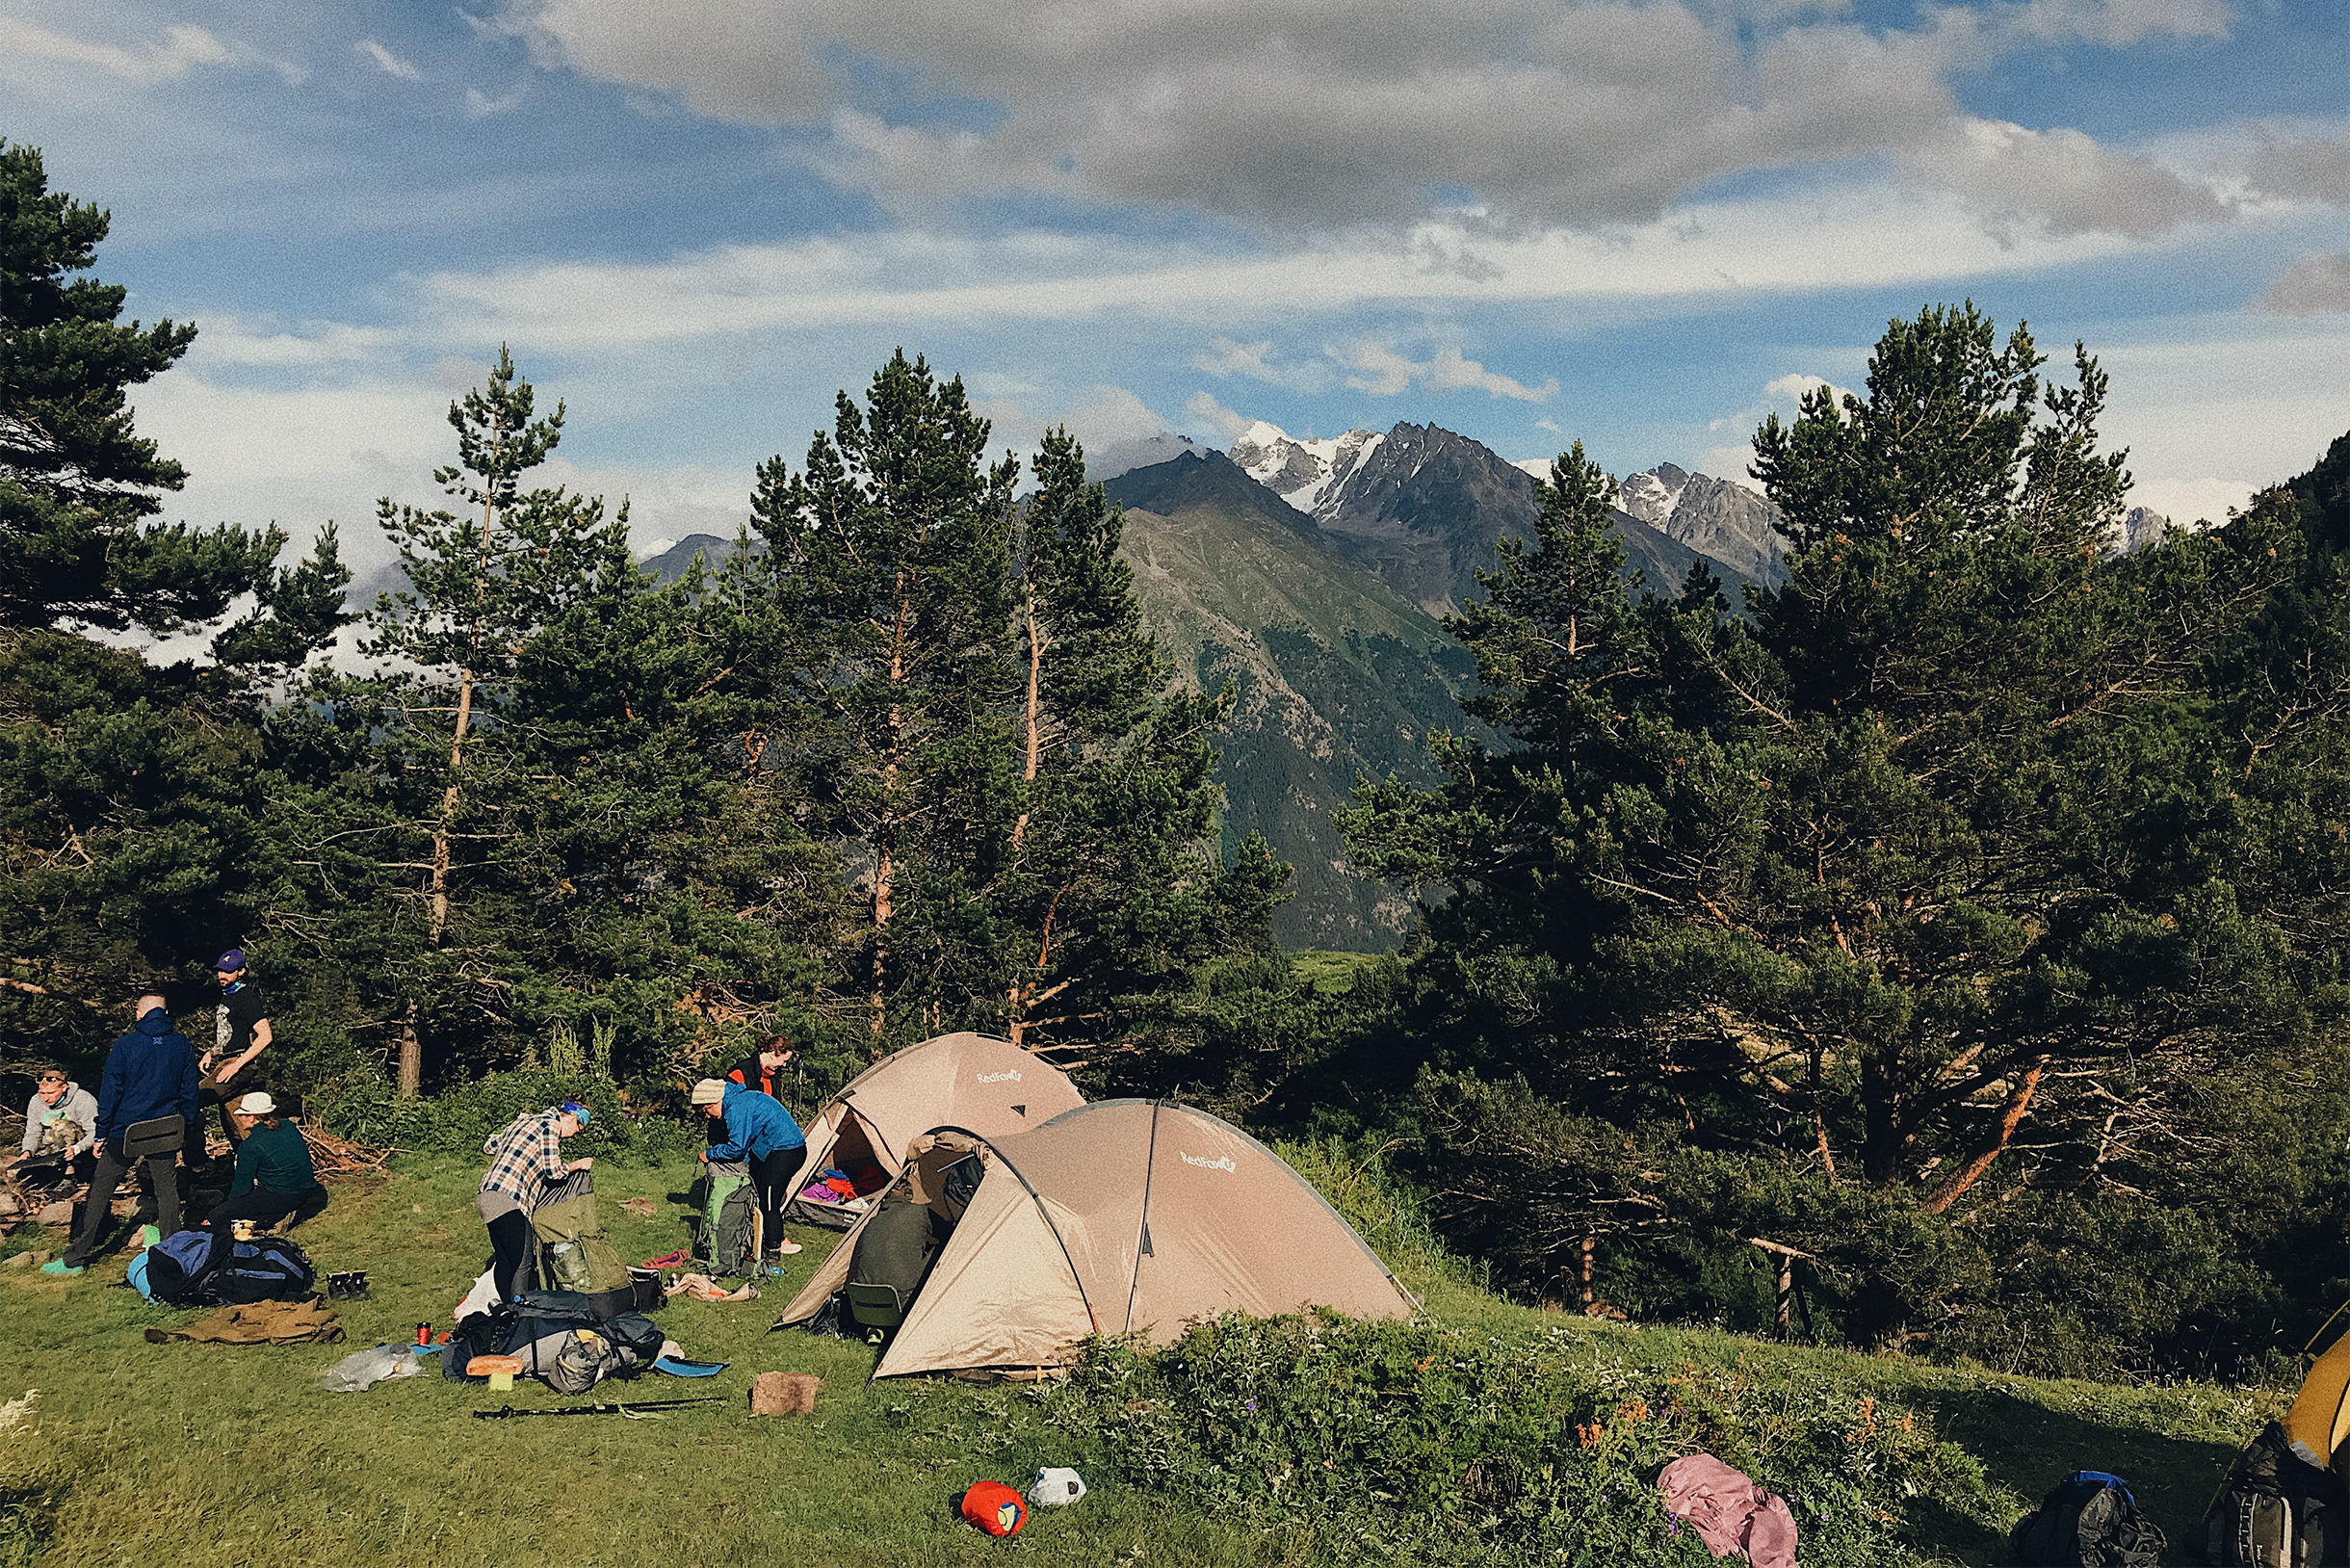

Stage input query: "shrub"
[
  {"left": 1048, "top": 1314, "right": 1988, "bottom": 1567},
  {"left": 307, "top": 1067, "right": 696, "bottom": 1162}
]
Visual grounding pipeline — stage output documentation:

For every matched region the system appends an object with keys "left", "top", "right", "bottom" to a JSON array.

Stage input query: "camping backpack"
[
  {"left": 697, "top": 1160, "right": 761, "bottom": 1277},
  {"left": 140, "top": 1229, "right": 316, "bottom": 1308},
  {"left": 2204, "top": 1422, "right": 2350, "bottom": 1567},
  {"left": 529, "top": 1169, "right": 640, "bottom": 1316},
  {"left": 2010, "top": 1471, "right": 2166, "bottom": 1567}
]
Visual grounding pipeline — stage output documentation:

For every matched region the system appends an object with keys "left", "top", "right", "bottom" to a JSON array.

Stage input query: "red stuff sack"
[{"left": 960, "top": 1481, "right": 1027, "bottom": 1537}]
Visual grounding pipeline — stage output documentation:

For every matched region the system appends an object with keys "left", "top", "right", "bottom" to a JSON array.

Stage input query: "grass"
[
  {"left": 0, "top": 1139, "right": 2292, "bottom": 1567},
  {"left": 1286, "top": 951, "right": 1387, "bottom": 996}
]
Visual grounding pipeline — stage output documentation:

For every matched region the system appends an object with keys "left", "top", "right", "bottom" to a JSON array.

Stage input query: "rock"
[
  {"left": 36, "top": 1202, "right": 71, "bottom": 1226},
  {"left": 1, "top": 1250, "right": 34, "bottom": 1268},
  {"left": 749, "top": 1372, "right": 821, "bottom": 1417}
]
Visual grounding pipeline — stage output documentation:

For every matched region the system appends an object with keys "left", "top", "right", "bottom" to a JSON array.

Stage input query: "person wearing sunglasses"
[{"left": 14, "top": 1065, "right": 97, "bottom": 1177}]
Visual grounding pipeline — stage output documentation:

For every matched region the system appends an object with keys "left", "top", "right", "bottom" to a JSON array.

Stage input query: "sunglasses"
[{"left": 38, "top": 1076, "right": 65, "bottom": 1085}]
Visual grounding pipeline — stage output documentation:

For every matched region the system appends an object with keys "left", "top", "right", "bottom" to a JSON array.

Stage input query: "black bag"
[
  {"left": 2204, "top": 1422, "right": 2350, "bottom": 1566},
  {"left": 2010, "top": 1470, "right": 2166, "bottom": 1566},
  {"left": 144, "top": 1230, "right": 315, "bottom": 1307}
]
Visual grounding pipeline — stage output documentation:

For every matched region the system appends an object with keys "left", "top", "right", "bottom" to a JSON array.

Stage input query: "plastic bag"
[{"left": 322, "top": 1344, "right": 424, "bottom": 1393}]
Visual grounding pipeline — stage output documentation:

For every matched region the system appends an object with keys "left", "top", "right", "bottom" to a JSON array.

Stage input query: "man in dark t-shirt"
[{"left": 186, "top": 948, "right": 273, "bottom": 1170}]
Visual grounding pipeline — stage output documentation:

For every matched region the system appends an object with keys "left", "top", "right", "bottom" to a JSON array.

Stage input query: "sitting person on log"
[{"left": 207, "top": 1093, "right": 327, "bottom": 1236}]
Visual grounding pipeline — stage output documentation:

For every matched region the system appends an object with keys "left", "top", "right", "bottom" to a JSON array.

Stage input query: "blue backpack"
[{"left": 140, "top": 1230, "right": 315, "bottom": 1307}]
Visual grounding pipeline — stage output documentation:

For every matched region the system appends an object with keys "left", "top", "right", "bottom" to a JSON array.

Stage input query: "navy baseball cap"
[
  {"left": 559, "top": 1101, "right": 590, "bottom": 1126},
  {"left": 215, "top": 949, "right": 248, "bottom": 972}
]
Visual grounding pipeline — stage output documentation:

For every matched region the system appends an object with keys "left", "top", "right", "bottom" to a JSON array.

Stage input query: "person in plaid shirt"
[{"left": 476, "top": 1102, "right": 591, "bottom": 1303}]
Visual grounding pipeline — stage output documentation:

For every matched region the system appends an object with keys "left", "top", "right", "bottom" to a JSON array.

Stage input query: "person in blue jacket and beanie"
[
  {"left": 51, "top": 994, "right": 199, "bottom": 1274},
  {"left": 692, "top": 1077, "right": 805, "bottom": 1257}
]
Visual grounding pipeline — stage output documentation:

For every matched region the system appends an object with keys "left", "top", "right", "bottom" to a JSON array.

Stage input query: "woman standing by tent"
[
  {"left": 692, "top": 1078, "right": 805, "bottom": 1257},
  {"left": 478, "top": 1102, "right": 592, "bottom": 1303}
]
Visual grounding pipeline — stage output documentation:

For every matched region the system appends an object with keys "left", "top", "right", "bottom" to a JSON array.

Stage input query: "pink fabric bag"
[{"left": 1657, "top": 1453, "right": 1799, "bottom": 1568}]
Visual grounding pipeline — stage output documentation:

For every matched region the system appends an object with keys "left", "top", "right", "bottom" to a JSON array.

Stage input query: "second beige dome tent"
[{"left": 779, "top": 1031, "right": 1085, "bottom": 1230}]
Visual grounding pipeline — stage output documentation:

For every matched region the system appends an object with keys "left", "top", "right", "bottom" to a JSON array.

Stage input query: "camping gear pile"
[
  {"left": 775, "top": 1099, "right": 1416, "bottom": 1378},
  {"left": 781, "top": 1031, "right": 1084, "bottom": 1232},
  {"left": 443, "top": 1290, "right": 667, "bottom": 1396}
]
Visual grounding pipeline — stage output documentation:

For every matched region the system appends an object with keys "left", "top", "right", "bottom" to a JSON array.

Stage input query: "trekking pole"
[{"left": 472, "top": 1397, "right": 724, "bottom": 1420}]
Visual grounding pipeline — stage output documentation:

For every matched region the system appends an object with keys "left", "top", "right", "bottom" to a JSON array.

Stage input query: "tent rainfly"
[
  {"left": 2285, "top": 1327, "right": 2350, "bottom": 1466},
  {"left": 781, "top": 1032, "right": 1084, "bottom": 1230},
  {"left": 773, "top": 1098, "right": 1419, "bottom": 1378}
]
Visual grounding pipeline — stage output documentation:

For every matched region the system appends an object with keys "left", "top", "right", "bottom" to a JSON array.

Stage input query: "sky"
[{"left": 4, "top": 0, "right": 2347, "bottom": 584}]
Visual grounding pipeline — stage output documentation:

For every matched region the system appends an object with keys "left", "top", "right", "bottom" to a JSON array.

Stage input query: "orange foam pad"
[{"left": 465, "top": 1354, "right": 525, "bottom": 1376}]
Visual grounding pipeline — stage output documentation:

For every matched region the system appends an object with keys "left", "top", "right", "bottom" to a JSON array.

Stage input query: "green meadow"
[{"left": 0, "top": 1145, "right": 2287, "bottom": 1567}]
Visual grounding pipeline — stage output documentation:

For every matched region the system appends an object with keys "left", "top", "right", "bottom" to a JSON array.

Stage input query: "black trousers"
[
  {"left": 486, "top": 1206, "right": 534, "bottom": 1303},
  {"left": 64, "top": 1142, "right": 179, "bottom": 1267},
  {"left": 208, "top": 1185, "right": 328, "bottom": 1231},
  {"left": 750, "top": 1147, "right": 802, "bottom": 1239}
]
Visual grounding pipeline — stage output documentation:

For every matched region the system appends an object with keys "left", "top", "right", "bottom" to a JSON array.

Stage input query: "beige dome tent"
[
  {"left": 773, "top": 1099, "right": 1418, "bottom": 1378},
  {"left": 781, "top": 1031, "right": 1084, "bottom": 1230}
]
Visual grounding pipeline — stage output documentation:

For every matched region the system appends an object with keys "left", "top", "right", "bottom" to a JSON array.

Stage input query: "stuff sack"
[
  {"left": 141, "top": 1229, "right": 315, "bottom": 1307},
  {"left": 2204, "top": 1423, "right": 2350, "bottom": 1567},
  {"left": 2012, "top": 1470, "right": 2167, "bottom": 1567},
  {"left": 1657, "top": 1454, "right": 1797, "bottom": 1568},
  {"left": 960, "top": 1481, "right": 1027, "bottom": 1537},
  {"left": 696, "top": 1161, "right": 761, "bottom": 1278},
  {"left": 529, "top": 1169, "right": 638, "bottom": 1314}
]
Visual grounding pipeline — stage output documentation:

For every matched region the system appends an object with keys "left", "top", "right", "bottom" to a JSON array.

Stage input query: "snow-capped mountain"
[
  {"left": 1230, "top": 422, "right": 1390, "bottom": 521},
  {"left": 1615, "top": 462, "right": 1787, "bottom": 584},
  {"left": 1230, "top": 419, "right": 1784, "bottom": 611}
]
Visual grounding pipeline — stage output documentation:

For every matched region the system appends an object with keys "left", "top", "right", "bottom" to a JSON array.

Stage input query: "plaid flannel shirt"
[{"left": 480, "top": 1111, "right": 565, "bottom": 1210}]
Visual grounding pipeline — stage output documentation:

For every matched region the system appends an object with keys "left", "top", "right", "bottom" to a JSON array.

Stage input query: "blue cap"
[
  {"left": 559, "top": 1101, "right": 590, "bottom": 1126},
  {"left": 215, "top": 949, "right": 248, "bottom": 972}
]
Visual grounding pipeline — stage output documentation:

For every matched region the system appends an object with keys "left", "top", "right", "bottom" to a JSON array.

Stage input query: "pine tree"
[
  {"left": 338, "top": 350, "right": 623, "bottom": 1094},
  {"left": 0, "top": 144, "right": 348, "bottom": 1067},
  {"left": 748, "top": 351, "right": 1020, "bottom": 1045},
  {"left": 1347, "top": 305, "right": 2315, "bottom": 1347}
]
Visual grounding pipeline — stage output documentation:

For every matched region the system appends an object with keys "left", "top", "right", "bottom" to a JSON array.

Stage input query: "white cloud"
[
  {"left": 1908, "top": 117, "right": 2233, "bottom": 236},
  {"left": 1762, "top": 373, "right": 1856, "bottom": 408},
  {"left": 1183, "top": 391, "right": 1250, "bottom": 442},
  {"left": 493, "top": 0, "right": 2239, "bottom": 234},
  {"left": 1328, "top": 341, "right": 1558, "bottom": 402},
  {"left": 1057, "top": 384, "right": 1170, "bottom": 446},
  {"left": 356, "top": 38, "right": 424, "bottom": 83},
  {"left": 0, "top": 16, "right": 230, "bottom": 84},
  {"left": 1534, "top": 417, "right": 1563, "bottom": 433},
  {"left": 2257, "top": 253, "right": 2350, "bottom": 316},
  {"left": 466, "top": 83, "right": 532, "bottom": 118},
  {"left": 1191, "top": 336, "right": 1330, "bottom": 393},
  {"left": 1693, "top": 443, "right": 1763, "bottom": 483}
]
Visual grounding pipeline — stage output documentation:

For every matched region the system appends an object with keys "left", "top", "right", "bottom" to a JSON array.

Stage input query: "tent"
[
  {"left": 773, "top": 1099, "right": 1419, "bottom": 1378},
  {"left": 2285, "top": 1327, "right": 2350, "bottom": 1466},
  {"left": 780, "top": 1031, "right": 1084, "bottom": 1230}
]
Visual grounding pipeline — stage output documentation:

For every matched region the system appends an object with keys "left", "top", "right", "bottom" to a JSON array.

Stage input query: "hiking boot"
[{"left": 39, "top": 1259, "right": 85, "bottom": 1275}]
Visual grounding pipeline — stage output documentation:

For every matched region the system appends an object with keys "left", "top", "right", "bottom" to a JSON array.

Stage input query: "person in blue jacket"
[
  {"left": 51, "top": 994, "right": 199, "bottom": 1274},
  {"left": 692, "top": 1076, "right": 805, "bottom": 1258}
]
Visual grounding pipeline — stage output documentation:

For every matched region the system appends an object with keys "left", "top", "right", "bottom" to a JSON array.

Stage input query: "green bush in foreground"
[{"left": 1049, "top": 1314, "right": 1992, "bottom": 1566}]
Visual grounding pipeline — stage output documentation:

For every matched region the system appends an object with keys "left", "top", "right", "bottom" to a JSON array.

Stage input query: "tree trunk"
[
  {"left": 1922, "top": 1058, "right": 2049, "bottom": 1214},
  {"left": 871, "top": 576, "right": 911, "bottom": 1044},
  {"left": 1009, "top": 588, "right": 1044, "bottom": 851},
  {"left": 396, "top": 998, "right": 422, "bottom": 1101}
]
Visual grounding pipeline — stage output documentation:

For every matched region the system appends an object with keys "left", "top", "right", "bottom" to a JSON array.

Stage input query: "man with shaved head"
[{"left": 49, "top": 994, "right": 199, "bottom": 1274}]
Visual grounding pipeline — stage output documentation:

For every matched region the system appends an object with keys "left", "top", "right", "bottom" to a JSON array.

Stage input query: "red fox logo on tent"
[
  {"left": 1180, "top": 1151, "right": 1237, "bottom": 1172},
  {"left": 976, "top": 1068, "right": 1022, "bottom": 1084}
]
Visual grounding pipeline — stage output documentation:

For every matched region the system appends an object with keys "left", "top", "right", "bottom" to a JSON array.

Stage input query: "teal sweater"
[{"left": 230, "top": 1120, "right": 318, "bottom": 1197}]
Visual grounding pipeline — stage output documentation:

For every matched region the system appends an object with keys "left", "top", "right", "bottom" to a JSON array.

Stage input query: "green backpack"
[
  {"left": 697, "top": 1161, "right": 762, "bottom": 1277},
  {"left": 530, "top": 1169, "right": 634, "bottom": 1302}
]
